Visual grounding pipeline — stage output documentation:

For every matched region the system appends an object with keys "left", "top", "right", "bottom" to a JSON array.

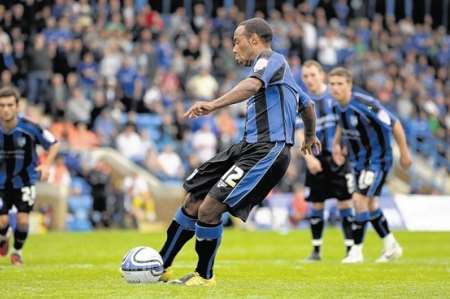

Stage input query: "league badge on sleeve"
[
  {"left": 377, "top": 110, "right": 391, "bottom": 126},
  {"left": 43, "top": 129, "right": 56, "bottom": 143},
  {"left": 253, "top": 58, "right": 268, "bottom": 72}
]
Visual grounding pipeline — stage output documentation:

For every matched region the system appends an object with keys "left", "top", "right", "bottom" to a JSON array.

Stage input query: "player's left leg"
[
  {"left": 337, "top": 199, "right": 354, "bottom": 255},
  {"left": 0, "top": 191, "right": 13, "bottom": 256},
  {"left": 368, "top": 199, "right": 402, "bottom": 263},
  {"left": 0, "top": 214, "right": 10, "bottom": 257},
  {"left": 10, "top": 186, "right": 36, "bottom": 265}
]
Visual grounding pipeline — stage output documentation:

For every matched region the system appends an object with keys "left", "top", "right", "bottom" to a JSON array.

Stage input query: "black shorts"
[
  {"left": 184, "top": 141, "right": 291, "bottom": 222},
  {"left": 354, "top": 169, "right": 388, "bottom": 197},
  {"left": 0, "top": 185, "right": 36, "bottom": 215},
  {"left": 305, "top": 155, "right": 353, "bottom": 203}
]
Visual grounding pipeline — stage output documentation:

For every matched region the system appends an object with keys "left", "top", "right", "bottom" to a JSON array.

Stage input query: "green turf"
[{"left": 1, "top": 228, "right": 449, "bottom": 298}]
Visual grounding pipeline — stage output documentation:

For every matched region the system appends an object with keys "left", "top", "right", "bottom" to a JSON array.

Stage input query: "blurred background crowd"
[{"left": 0, "top": 0, "right": 448, "bottom": 229}]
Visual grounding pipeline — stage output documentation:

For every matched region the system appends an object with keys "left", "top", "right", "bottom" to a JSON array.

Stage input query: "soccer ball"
[{"left": 121, "top": 246, "right": 164, "bottom": 283}]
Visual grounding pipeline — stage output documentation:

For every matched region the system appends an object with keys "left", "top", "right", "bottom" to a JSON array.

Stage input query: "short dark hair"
[
  {"left": 239, "top": 18, "right": 273, "bottom": 44},
  {"left": 0, "top": 85, "right": 20, "bottom": 103},
  {"left": 329, "top": 67, "right": 353, "bottom": 83}
]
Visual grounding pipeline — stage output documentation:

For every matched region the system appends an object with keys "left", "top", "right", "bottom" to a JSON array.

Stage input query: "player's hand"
[
  {"left": 184, "top": 101, "right": 216, "bottom": 119},
  {"left": 301, "top": 135, "right": 321, "bottom": 156},
  {"left": 332, "top": 143, "right": 346, "bottom": 166},
  {"left": 305, "top": 156, "right": 323, "bottom": 174},
  {"left": 36, "top": 164, "right": 50, "bottom": 181},
  {"left": 399, "top": 150, "right": 412, "bottom": 170}
]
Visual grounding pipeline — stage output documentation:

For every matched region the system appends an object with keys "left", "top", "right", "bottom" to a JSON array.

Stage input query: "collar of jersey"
[{"left": 0, "top": 117, "right": 21, "bottom": 134}]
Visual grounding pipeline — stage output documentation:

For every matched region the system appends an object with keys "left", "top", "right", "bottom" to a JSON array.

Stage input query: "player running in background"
[
  {"left": 157, "top": 18, "right": 320, "bottom": 286},
  {"left": 0, "top": 86, "right": 60, "bottom": 265},
  {"left": 329, "top": 67, "right": 412, "bottom": 263},
  {"left": 300, "top": 61, "right": 354, "bottom": 261}
]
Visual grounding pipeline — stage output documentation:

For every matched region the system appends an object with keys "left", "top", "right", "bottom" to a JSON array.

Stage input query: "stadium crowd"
[{"left": 0, "top": 0, "right": 449, "bottom": 227}]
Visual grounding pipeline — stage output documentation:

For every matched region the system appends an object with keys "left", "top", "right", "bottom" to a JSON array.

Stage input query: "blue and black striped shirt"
[
  {"left": 306, "top": 88, "right": 338, "bottom": 155},
  {"left": 245, "top": 51, "right": 311, "bottom": 145},
  {"left": 0, "top": 117, "right": 57, "bottom": 189},
  {"left": 336, "top": 92, "right": 398, "bottom": 172}
]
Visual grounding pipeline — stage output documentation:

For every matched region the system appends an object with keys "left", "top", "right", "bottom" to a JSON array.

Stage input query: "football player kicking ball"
[
  {"left": 0, "top": 86, "right": 60, "bottom": 265},
  {"left": 329, "top": 68, "right": 412, "bottom": 263},
  {"left": 300, "top": 61, "right": 354, "bottom": 261},
  {"left": 157, "top": 18, "right": 320, "bottom": 286}
]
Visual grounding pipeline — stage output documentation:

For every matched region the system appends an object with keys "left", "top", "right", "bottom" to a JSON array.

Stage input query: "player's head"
[
  {"left": 0, "top": 85, "right": 20, "bottom": 122},
  {"left": 329, "top": 67, "right": 353, "bottom": 105},
  {"left": 302, "top": 60, "right": 326, "bottom": 94},
  {"left": 233, "top": 18, "right": 273, "bottom": 66}
]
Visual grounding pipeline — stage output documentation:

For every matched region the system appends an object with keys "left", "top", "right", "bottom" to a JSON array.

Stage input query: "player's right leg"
[
  {"left": 368, "top": 199, "right": 402, "bottom": 263},
  {"left": 170, "top": 195, "right": 227, "bottom": 286},
  {"left": 304, "top": 168, "right": 326, "bottom": 261},
  {"left": 342, "top": 192, "right": 369, "bottom": 263},
  {"left": 158, "top": 193, "right": 201, "bottom": 282}
]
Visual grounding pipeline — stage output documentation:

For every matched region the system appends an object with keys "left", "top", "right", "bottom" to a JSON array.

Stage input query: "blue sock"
[
  {"left": 159, "top": 208, "right": 196, "bottom": 268},
  {"left": 339, "top": 208, "right": 354, "bottom": 251},
  {"left": 354, "top": 212, "right": 370, "bottom": 245},
  {"left": 370, "top": 208, "right": 390, "bottom": 238},
  {"left": 309, "top": 209, "right": 324, "bottom": 253},
  {"left": 195, "top": 221, "right": 223, "bottom": 279}
]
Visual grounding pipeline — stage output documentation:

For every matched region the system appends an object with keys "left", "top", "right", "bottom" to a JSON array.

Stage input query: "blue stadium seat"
[
  {"left": 136, "top": 113, "right": 162, "bottom": 127},
  {"left": 71, "top": 177, "right": 92, "bottom": 195}
]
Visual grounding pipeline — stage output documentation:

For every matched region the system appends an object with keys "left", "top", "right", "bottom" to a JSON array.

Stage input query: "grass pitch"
[{"left": 1, "top": 228, "right": 449, "bottom": 298}]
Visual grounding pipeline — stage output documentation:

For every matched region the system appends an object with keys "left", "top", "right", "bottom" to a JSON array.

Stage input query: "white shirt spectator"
[
  {"left": 157, "top": 146, "right": 184, "bottom": 178},
  {"left": 66, "top": 88, "right": 92, "bottom": 123},
  {"left": 318, "top": 31, "right": 347, "bottom": 66},
  {"left": 302, "top": 20, "right": 317, "bottom": 51},
  {"left": 116, "top": 125, "right": 144, "bottom": 161},
  {"left": 192, "top": 124, "right": 217, "bottom": 163},
  {"left": 187, "top": 68, "right": 219, "bottom": 100}
]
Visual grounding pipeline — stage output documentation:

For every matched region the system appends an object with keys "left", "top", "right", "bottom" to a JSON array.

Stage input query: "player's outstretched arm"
[
  {"left": 36, "top": 142, "right": 60, "bottom": 181},
  {"left": 392, "top": 120, "right": 412, "bottom": 169},
  {"left": 300, "top": 102, "right": 321, "bottom": 155},
  {"left": 184, "top": 78, "right": 262, "bottom": 119}
]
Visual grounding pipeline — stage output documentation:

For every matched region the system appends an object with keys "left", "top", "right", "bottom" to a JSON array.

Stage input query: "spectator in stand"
[
  {"left": 48, "top": 154, "right": 71, "bottom": 188},
  {"left": 157, "top": 144, "right": 184, "bottom": 180},
  {"left": 87, "top": 161, "right": 113, "bottom": 228},
  {"left": 117, "top": 56, "right": 139, "bottom": 111},
  {"left": 26, "top": 34, "right": 52, "bottom": 104},
  {"left": 191, "top": 122, "right": 217, "bottom": 163},
  {"left": 48, "top": 73, "right": 67, "bottom": 118},
  {"left": 66, "top": 87, "right": 92, "bottom": 124},
  {"left": 123, "top": 174, "right": 156, "bottom": 228},
  {"left": 116, "top": 122, "right": 145, "bottom": 164},
  {"left": 68, "top": 122, "right": 100, "bottom": 150},
  {"left": 186, "top": 67, "right": 218, "bottom": 100},
  {"left": 78, "top": 52, "right": 98, "bottom": 95}
]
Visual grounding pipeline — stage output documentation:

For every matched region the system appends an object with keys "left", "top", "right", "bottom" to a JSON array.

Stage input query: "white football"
[{"left": 121, "top": 246, "right": 164, "bottom": 283}]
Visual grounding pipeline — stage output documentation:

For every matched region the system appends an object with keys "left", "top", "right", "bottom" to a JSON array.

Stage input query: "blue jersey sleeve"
[
  {"left": 353, "top": 90, "right": 398, "bottom": 127},
  {"left": 297, "top": 87, "right": 313, "bottom": 113},
  {"left": 34, "top": 125, "right": 57, "bottom": 150},
  {"left": 248, "top": 52, "right": 285, "bottom": 89}
]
